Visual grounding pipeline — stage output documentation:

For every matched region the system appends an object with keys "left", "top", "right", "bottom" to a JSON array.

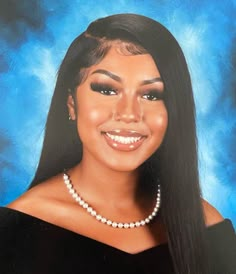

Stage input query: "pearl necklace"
[{"left": 63, "top": 172, "right": 161, "bottom": 229}]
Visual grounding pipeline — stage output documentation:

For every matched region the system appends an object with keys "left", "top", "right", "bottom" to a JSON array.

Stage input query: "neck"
[{"left": 71, "top": 155, "right": 142, "bottom": 209}]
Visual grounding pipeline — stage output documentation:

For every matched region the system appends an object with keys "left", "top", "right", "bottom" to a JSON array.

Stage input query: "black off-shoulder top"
[{"left": 0, "top": 207, "right": 235, "bottom": 274}]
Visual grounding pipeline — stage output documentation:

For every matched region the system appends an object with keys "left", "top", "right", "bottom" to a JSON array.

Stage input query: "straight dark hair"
[{"left": 29, "top": 14, "right": 210, "bottom": 274}]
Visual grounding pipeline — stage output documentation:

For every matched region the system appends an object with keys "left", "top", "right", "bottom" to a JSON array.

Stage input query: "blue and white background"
[{"left": 0, "top": 0, "right": 235, "bottom": 227}]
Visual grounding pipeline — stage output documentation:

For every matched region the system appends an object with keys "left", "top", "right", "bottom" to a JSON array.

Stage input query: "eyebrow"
[
  {"left": 141, "top": 77, "right": 163, "bottom": 86},
  {"left": 91, "top": 69, "right": 163, "bottom": 86},
  {"left": 91, "top": 69, "right": 121, "bottom": 82}
]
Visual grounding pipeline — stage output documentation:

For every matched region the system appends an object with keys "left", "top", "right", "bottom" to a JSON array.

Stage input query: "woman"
[{"left": 0, "top": 13, "right": 235, "bottom": 274}]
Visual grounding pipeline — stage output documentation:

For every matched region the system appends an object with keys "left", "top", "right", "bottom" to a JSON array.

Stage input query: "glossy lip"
[
  {"left": 101, "top": 129, "right": 147, "bottom": 137},
  {"left": 102, "top": 132, "right": 147, "bottom": 152}
]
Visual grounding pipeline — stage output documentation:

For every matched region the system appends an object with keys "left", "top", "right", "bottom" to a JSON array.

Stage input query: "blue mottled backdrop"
[{"left": 0, "top": 0, "right": 235, "bottom": 227}]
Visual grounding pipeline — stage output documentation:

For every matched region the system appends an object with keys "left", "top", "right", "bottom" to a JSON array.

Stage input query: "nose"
[{"left": 113, "top": 95, "right": 142, "bottom": 123}]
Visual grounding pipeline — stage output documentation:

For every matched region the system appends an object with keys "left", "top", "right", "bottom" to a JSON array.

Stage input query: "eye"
[
  {"left": 142, "top": 90, "right": 164, "bottom": 101},
  {"left": 90, "top": 83, "right": 117, "bottom": 96}
]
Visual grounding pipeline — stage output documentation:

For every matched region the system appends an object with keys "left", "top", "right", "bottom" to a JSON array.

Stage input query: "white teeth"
[{"left": 106, "top": 133, "right": 142, "bottom": 144}]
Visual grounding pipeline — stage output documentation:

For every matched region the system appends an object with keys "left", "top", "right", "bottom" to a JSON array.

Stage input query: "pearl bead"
[
  {"left": 129, "top": 223, "right": 135, "bottom": 228},
  {"left": 79, "top": 200, "right": 84, "bottom": 206},
  {"left": 96, "top": 215, "right": 102, "bottom": 220},
  {"left": 72, "top": 193, "right": 78, "bottom": 198},
  {"left": 91, "top": 210, "right": 96, "bottom": 216},
  {"left": 83, "top": 203, "right": 88, "bottom": 209},
  {"left": 112, "top": 222, "right": 118, "bottom": 228},
  {"left": 101, "top": 218, "right": 107, "bottom": 223},
  {"left": 140, "top": 220, "right": 145, "bottom": 226},
  {"left": 87, "top": 207, "right": 92, "bottom": 213},
  {"left": 75, "top": 197, "right": 81, "bottom": 202},
  {"left": 124, "top": 223, "right": 129, "bottom": 229},
  {"left": 118, "top": 223, "right": 123, "bottom": 228},
  {"left": 63, "top": 171, "right": 161, "bottom": 229}
]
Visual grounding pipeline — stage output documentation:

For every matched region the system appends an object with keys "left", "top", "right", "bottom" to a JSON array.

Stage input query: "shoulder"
[
  {"left": 6, "top": 173, "right": 67, "bottom": 216},
  {"left": 201, "top": 198, "right": 224, "bottom": 227}
]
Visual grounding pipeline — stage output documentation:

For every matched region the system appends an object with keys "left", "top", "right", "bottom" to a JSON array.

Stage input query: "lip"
[
  {"left": 102, "top": 129, "right": 146, "bottom": 137},
  {"left": 102, "top": 131, "right": 146, "bottom": 152}
]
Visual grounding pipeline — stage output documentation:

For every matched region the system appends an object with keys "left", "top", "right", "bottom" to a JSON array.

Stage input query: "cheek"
[
  {"left": 156, "top": 114, "right": 168, "bottom": 131},
  {"left": 148, "top": 108, "right": 168, "bottom": 135},
  {"left": 77, "top": 102, "right": 110, "bottom": 129},
  {"left": 87, "top": 109, "right": 105, "bottom": 123}
]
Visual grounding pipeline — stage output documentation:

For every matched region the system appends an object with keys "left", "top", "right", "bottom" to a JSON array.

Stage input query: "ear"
[{"left": 67, "top": 94, "right": 76, "bottom": 120}]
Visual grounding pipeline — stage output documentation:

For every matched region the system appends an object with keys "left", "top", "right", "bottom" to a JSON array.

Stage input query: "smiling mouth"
[
  {"left": 102, "top": 130, "right": 146, "bottom": 151},
  {"left": 105, "top": 133, "right": 142, "bottom": 144}
]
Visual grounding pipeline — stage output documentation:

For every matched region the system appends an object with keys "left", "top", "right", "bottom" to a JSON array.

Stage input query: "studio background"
[{"left": 0, "top": 0, "right": 235, "bottom": 227}]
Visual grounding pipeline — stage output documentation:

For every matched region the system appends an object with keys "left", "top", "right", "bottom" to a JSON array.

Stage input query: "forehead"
[{"left": 87, "top": 46, "right": 161, "bottom": 79}]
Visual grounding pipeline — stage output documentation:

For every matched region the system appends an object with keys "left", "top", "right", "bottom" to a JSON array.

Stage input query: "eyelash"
[
  {"left": 142, "top": 90, "right": 164, "bottom": 101},
  {"left": 90, "top": 83, "right": 164, "bottom": 101},
  {"left": 90, "top": 83, "right": 117, "bottom": 96}
]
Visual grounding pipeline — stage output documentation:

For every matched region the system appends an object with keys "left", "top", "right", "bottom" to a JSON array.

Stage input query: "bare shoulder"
[
  {"left": 7, "top": 173, "right": 66, "bottom": 215},
  {"left": 201, "top": 198, "right": 224, "bottom": 227}
]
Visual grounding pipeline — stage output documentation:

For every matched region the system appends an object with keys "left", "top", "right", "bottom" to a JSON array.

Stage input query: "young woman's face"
[{"left": 68, "top": 46, "right": 168, "bottom": 172}]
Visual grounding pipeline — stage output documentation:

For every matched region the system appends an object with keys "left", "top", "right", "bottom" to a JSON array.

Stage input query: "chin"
[{"left": 103, "top": 157, "right": 147, "bottom": 173}]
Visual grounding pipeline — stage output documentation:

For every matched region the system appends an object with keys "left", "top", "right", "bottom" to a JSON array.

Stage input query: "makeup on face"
[
  {"left": 73, "top": 48, "right": 168, "bottom": 171},
  {"left": 102, "top": 130, "right": 146, "bottom": 151},
  {"left": 85, "top": 71, "right": 165, "bottom": 152},
  {"left": 90, "top": 81, "right": 165, "bottom": 101},
  {"left": 89, "top": 68, "right": 165, "bottom": 102}
]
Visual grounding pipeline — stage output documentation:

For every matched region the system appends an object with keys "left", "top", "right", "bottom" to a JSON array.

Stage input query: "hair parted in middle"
[{"left": 30, "top": 14, "right": 210, "bottom": 274}]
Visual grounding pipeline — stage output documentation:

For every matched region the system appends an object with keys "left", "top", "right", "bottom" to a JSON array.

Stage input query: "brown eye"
[
  {"left": 142, "top": 90, "right": 164, "bottom": 101},
  {"left": 90, "top": 83, "right": 117, "bottom": 96}
]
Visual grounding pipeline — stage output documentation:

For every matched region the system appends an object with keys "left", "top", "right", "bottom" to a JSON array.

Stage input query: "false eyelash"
[
  {"left": 90, "top": 83, "right": 117, "bottom": 93},
  {"left": 143, "top": 90, "right": 165, "bottom": 101}
]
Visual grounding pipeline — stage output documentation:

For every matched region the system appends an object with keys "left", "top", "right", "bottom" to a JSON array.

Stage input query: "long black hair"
[{"left": 29, "top": 14, "right": 210, "bottom": 274}]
